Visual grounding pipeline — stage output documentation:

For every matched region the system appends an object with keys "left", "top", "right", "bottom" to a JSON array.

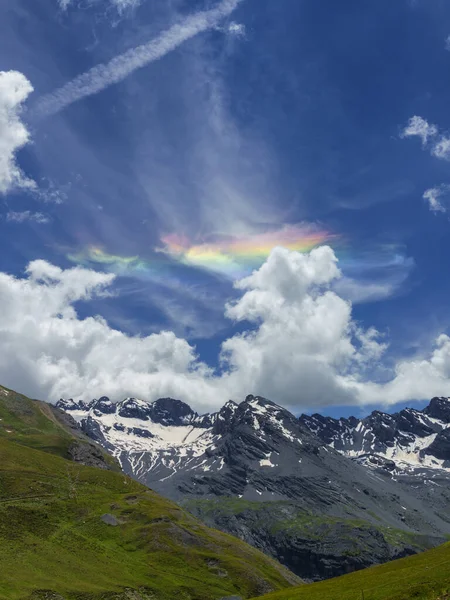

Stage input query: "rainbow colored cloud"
[
  {"left": 67, "top": 224, "right": 336, "bottom": 281},
  {"left": 158, "top": 224, "right": 335, "bottom": 279}
]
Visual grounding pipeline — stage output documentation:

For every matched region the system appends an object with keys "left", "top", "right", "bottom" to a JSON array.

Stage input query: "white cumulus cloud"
[
  {"left": 1, "top": 246, "right": 448, "bottom": 412},
  {"left": 0, "top": 71, "right": 35, "bottom": 194},
  {"left": 220, "top": 246, "right": 387, "bottom": 408},
  {"left": 401, "top": 115, "right": 450, "bottom": 162},
  {"left": 349, "top": 334, "right": 450, "bottom": 407},
  {"left": 401, "top": 115, "right": 438, "bottom": 145},
  {"left": 432, "top": 137, "right": 450, "bottom": 161},
  {"left": 0, "top": 247, "right": 382, "bottom": 411}
]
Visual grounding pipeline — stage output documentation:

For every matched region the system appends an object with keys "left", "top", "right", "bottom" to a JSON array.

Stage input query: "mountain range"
[
  {"left": 57, "top": 394, "right": 450, "bottom": 581},
  {"left": 4, "top": 380, "right": 450, "bottom": 599}
]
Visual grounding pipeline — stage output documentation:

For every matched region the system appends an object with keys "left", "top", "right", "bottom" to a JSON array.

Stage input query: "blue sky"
[{"left": 1, "top": 0, "right": 450, "bottom": 416}]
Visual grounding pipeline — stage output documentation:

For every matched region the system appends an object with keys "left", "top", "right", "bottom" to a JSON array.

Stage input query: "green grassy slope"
[
  {"left": 251, "top": 541, "right": 450, "bottom": 600},
  {"left": 0, "top": 386, "right": 300, "bottom": 600},
  {"left": 0, "top": 385, "right": 75, "bottom": 456}
]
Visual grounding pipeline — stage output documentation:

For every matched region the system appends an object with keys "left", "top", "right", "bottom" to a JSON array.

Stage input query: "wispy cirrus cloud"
[
  {"left": 334, "top": 246, "right": 415, "bottom": 304},
  {"left": 58, "top": 0, "right": 143, "bottom": 10},
  {"left": 6, "top": 210, "right": 50, "bottom": 224},
  {"left": 68, "top": 232, "right": 412, "bottom": 308},
  {"left": 35, "top": 0, "right": 243, "bottom": 117},
  {"left": 66, "top": 246, "right": 230, "bottom": 339}
]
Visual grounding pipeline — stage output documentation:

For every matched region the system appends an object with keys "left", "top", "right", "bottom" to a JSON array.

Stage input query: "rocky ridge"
[{"left": 299, "top": 397, "right": 450, "bottom": 474}]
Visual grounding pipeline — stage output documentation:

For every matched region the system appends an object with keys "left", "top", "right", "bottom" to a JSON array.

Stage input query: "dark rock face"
[
  {"left": 117, "top": 398, "right": 152, "bottom": 421},
  {"left": 67, "top": 440, "right": 111, "bottom": 470},
  {"left": 50, "top": 405, "right": 85, "bottom": 434},
  {"left": 186, "top": 500, "right": 442, "bottom": 582},
  {"left": 424, "top": 397, "right": 450, "bottom": 423},
  {"left": 267, "top": 525, "right": 416, "bottom": 582},
  {"left": 129, "top": 427, "right": 154, "bottom": 439},
  {"left": 147, "top": 397, "right": 197, "bottom": 426},
  {"left": 93, "top": 397, "right": 115, "bottom": 416},
  {"left": 354, "top": 454, "right": 396, "bottom": 472},
  {"left": 56, "top": 398, "right": 90, "bottom": 411},
  {"left": 212, "top": 400, "right": 239, "bottom": 434},
  {"left": 396, "top": 409, "right": 436, "bottom": 437},
  {"left": 48, "top": 404, "right": 116, "bottom": 471},
  {"left": 80, "top": 416, "right": 112, "bottom": 448},
  {"left": 423, "top": 429, "right": 450, "bottom": 461},
  {"left": 299, "top": 414, "right": 358, "bottom": 446}
]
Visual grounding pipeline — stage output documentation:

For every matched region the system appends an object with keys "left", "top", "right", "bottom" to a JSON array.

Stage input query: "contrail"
[{"left": 34, "top": 0, "right": 242, "bottom": 118}]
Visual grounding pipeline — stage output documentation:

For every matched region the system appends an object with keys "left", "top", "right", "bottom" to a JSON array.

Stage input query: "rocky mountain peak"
[
  {"left": 212, "top": 400, "right": 239, "bottom": 434},
  {"left": 235, "top": 395, "right": 283, "bottom": 426},
  {"left": 299, "top": 414, "right": 356, "bottom": 445},
  {"left": 230, "top": 395, "right": 312, "bottom": 446},
  {"left": 117, "top": 397, "right": 152, "bottom": 421},
  {"left": 300, "top": 396, "right": 450, "bottom": 471},
  {"left": 395, "top": 408, "right": 435, "bottom": 437},
  {"left": 423, "top": 397, "right": 450, "bottom": 423},
  {"left": 362, "top": 411, "right": 398, "bottom": 445},
  {"left": 56, "top": 398, "right": 88, "bottom": 411},
  {"left": 147, "top": 397, "right": 197, "bottom": 426},
  {"left": 92, "top": 396, "right": 115, "bottom": 416}
]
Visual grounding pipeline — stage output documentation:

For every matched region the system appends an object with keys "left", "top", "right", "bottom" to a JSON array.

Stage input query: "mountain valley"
[{"left": 57, "top": 394, "right": 450, "bottom": 581}]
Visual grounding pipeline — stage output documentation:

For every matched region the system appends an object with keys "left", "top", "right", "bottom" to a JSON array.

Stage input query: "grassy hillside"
[
  {"left": 251, "top": 541, "right": 450, "bottom": 600},
  {"left": 0, "top": 385, "right": 300, "bottom": 600}
]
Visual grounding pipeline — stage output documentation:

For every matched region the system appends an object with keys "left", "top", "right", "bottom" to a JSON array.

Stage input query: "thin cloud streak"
[{"left": 34, "top": 0, "right": 243, "bottom": 117}]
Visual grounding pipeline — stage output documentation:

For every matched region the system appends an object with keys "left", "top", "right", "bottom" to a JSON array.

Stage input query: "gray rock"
[
  {"left": 101, "top": 513, "right": 119, "bottom": 526},
  {"left": 67, "top": 440, "right": 110, "bottom": 470}
]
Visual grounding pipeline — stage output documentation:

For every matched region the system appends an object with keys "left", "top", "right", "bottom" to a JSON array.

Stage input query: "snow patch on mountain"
[{"left": 56, "top": 394, "right": 308, "bottom": 492}]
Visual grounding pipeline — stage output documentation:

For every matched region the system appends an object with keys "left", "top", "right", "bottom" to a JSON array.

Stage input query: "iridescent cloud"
[
  {"left": 67, "top": 225, "right": 337, "bottom": 281},
  {"left": 66, "top": 246, "right": 175, "bottom": 285},
  {"left": 158, "top": 224, "right": 336, "bottom": 279},
  {"left": 68, "top": 247, "right": 148, "bottom": 273}
]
